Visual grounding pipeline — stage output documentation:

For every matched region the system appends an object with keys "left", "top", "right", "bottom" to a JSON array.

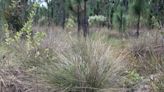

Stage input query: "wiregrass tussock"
[
  {"left": 129, "top": 31, "right": 164, "bottom": 75},
  {"left": 128, "top": 31, "right": 164, "bottom": 91},
  {"left": 24, "top": 32, "right": 128, "bottom": 92}
]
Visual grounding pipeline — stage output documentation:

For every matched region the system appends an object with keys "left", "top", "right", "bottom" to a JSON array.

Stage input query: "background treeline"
[{"left": 0, "top": 0, "right": 164, "bottom": 36}]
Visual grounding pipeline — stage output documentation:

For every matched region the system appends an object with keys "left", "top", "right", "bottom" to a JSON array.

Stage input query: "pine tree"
[{"left": 131, "top": 0, "right": 146, "bottom": 37}]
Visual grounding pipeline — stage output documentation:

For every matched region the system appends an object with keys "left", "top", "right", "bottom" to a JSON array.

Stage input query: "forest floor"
[{"left": 0, "top": 27, "right": 164, "bottom": 92}]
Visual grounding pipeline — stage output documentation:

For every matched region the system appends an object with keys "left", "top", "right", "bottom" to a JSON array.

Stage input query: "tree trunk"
[
  {"left": 95, "top": 1, "right": 100, "bottom": 15},
  {"left": 148, "top": 13, "right": 153, "bottom": 29},
  {"left": 83, "top": 0, "right": 88, "bottom": 37},
  {"left": 136, "top": 14, "right": 140, "bottom": 37},
  {"left": 47, "top": 3, "right": 51, "bottom": 26},
  {"left": 51, "top": 6, "right": 53, "bottom": 24},
  {"left": 120, "top": 9, "right": 123, "bottom": 33},
  {"left": 110, "top": 8, "right": 114, "bottom": 29},
  {"left": 123, "top": 0, "right": 128, "bottom": 12},
  {"left": 62, "top": 0, "right": 66, "bottom": 29},
  {"left": 107, "top": 17, "right": 110, "bottom": 29},
  {"left": 77, "top": 1, "right": 81, "bottom": 35},
  {"left": 107, "top": 5, "right": 110, "bottom": 29}
]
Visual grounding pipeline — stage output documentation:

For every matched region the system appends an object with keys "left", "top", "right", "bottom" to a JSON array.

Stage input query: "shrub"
[
  {"left": 123, "top": 70, "right": 143, "bottom": 88},
  {"left": 65, "top": 16, "right": 76, "bottom": 29},
  {"left": 88, "top": 15, "right": 107, "bottom": 27}
]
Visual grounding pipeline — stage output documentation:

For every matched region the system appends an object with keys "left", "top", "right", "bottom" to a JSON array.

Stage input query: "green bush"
[
  {"left": 88, "top": 15, "right": 107, "bottom": 27},
  {"left": 65, "top": 16, "right": 76, "bottom": 29}
]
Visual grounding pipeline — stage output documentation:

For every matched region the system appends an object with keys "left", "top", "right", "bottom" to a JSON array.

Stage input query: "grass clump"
[
  {"left": 128, "top": 31, "right": 164, "bottom": 91},
  {"left": 129, "top": 31, "right": 164, "bottom": 75},
  {"left": 27, "top": 34, "right": 127, "bottom": 92}
]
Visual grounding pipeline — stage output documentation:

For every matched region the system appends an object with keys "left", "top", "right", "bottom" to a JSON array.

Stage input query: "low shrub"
[{"left": 89, "top": 15, "right": 107, "bottom": 27}]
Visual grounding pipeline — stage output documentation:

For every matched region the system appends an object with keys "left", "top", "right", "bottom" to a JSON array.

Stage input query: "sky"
[
  {"left": 40, "top": 2, "right": 47, "bottom": 8},
  {"left": 31, "top": 0, "right": 47, "bottom": 8}
]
